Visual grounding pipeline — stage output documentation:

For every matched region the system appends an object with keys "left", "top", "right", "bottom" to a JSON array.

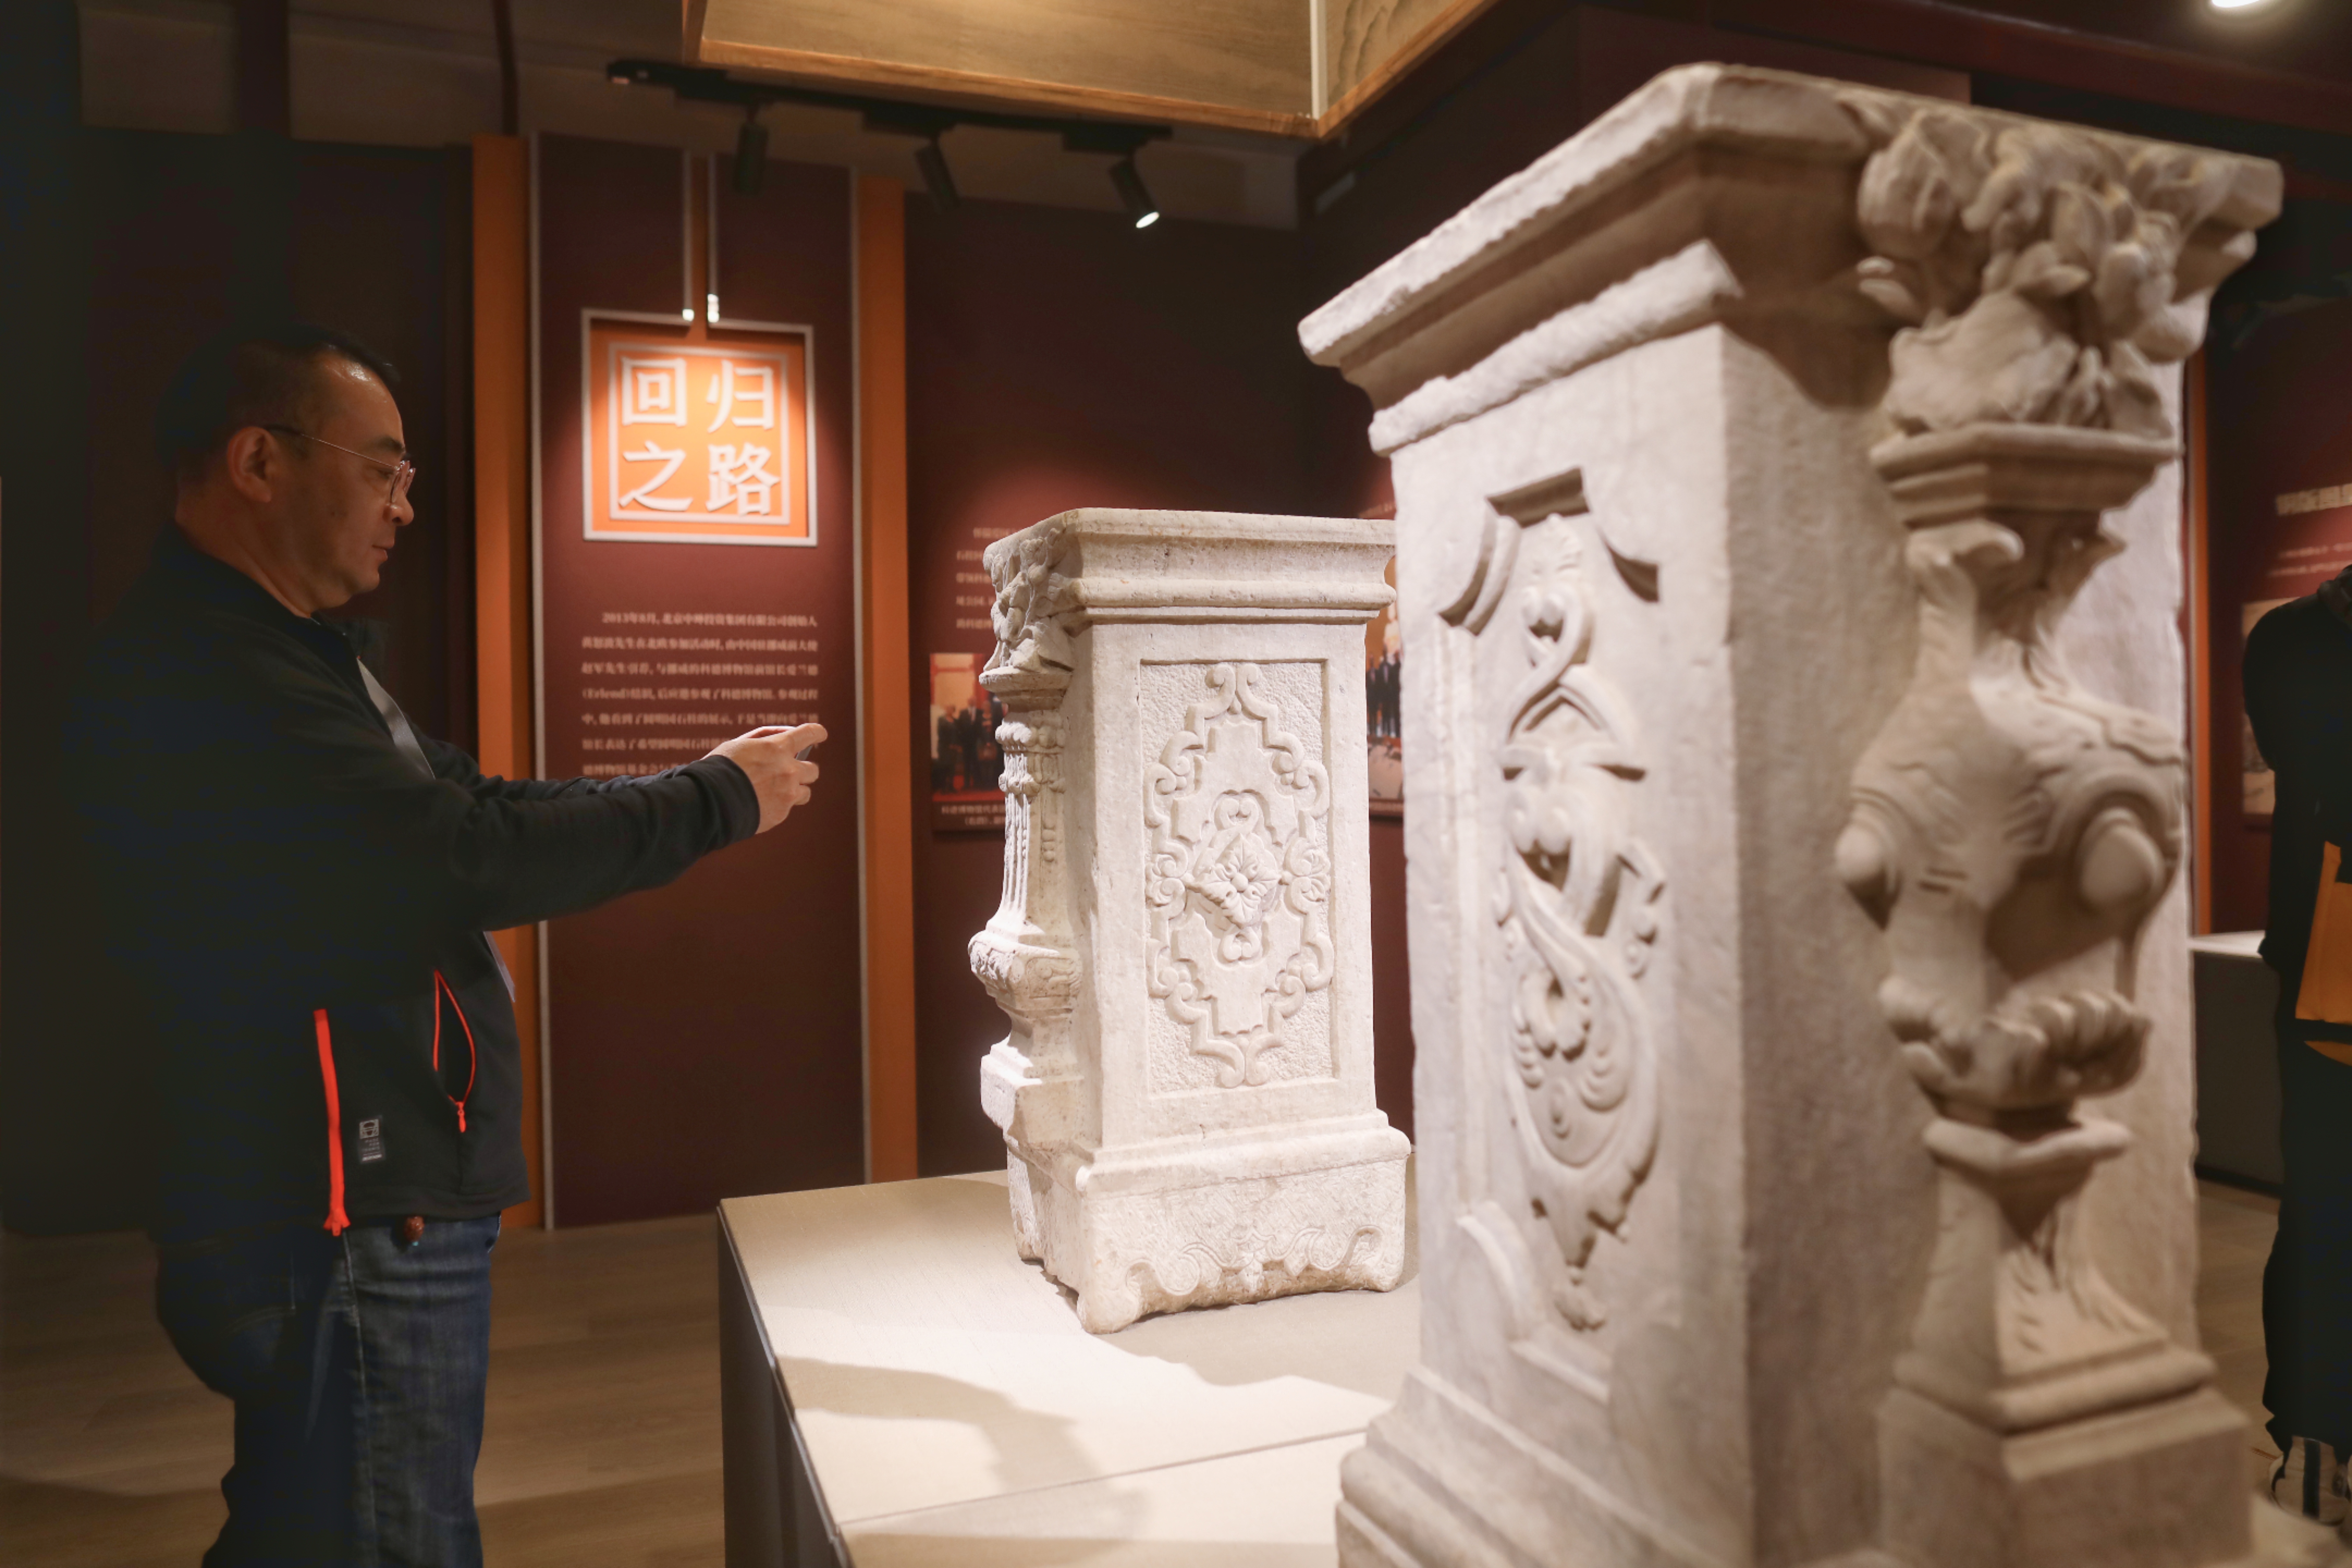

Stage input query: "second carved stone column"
[{"left": 970, "top": 508, "right": 1411, "bottom": 1334}]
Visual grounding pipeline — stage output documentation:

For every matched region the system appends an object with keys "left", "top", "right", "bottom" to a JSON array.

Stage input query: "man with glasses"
[{"left": 66, "top": 322, "right": 825, "bottom": 1566}]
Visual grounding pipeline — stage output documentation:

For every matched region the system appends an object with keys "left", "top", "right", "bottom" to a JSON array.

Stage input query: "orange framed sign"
[{"left": 582, "top": 318, "right": 814, "bottom": 545}]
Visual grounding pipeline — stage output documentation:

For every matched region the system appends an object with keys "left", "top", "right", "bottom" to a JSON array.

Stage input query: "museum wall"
[{"left": 79, "top": 134, "right": 476, "bottom": 740}]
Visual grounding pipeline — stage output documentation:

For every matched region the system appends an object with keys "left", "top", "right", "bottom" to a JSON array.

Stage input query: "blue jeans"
[{"left": 156, "top": 1215, "right": 501, "bottom": 1567}]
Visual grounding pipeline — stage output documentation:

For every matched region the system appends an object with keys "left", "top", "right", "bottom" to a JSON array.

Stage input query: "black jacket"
[
  {"left": 2246, "top": 579, "right": 2352, "bottom": 988},
  {"left": 67, "top": 527, "right": 759, "bottom": 1241}
]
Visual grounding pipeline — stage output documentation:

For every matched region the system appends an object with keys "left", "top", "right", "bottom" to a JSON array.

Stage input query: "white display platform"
[
  {"left": 2190, "top": 930, "right": 2281, "bottom": 1189},
  {"left": 719, "top": 1170, "right": 1419, "bottom": 1567}
]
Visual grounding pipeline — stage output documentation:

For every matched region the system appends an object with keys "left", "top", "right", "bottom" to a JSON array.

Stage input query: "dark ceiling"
[{"left": 1922, "top": 0, "right": 2352, "bottom": 88}]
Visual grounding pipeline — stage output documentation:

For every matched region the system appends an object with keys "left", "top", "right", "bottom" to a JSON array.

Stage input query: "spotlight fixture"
[
  {"left": 1110, "top": 155, "right": 1160, "bottom": 229},
  {"left": 913, "top": 135, "right": 959, "bottom": 214},
  {"left": 734, "top": 110, "right": 768, "bottom": 195}
]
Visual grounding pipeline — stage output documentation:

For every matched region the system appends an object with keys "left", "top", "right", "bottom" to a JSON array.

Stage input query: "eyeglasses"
[{"left": 263, "top": 424, "right": 416, "bottom": 503}]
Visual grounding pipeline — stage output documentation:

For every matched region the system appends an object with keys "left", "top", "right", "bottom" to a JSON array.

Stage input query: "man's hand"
[{"left": 706, "top": 722, "right": 826, "bottom": 833}]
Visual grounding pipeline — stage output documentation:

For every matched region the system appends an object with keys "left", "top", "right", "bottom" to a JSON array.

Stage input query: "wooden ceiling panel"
[
  {"left": 692, "top": 0, "right": 1317, "bottom": 134},
  {"left": 687, "top": 0, "right": 2352, "bottom": 148}
]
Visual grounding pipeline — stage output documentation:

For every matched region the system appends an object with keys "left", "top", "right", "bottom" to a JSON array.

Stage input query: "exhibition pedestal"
[
  {"left": 2190, "top": 932, "right": 2281, "bottom": 1191},
  {"left": 718, "top": 1171, "right": 1419, "bottom": 1567}
]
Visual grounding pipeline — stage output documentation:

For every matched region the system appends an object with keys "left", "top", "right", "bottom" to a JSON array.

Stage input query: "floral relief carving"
[
  {"left": 1844, "top": 96, "right": 2248, "bottom": 443},
  {"left": 1064, "top": 1161, "right": 1406, "bottom": 1334},
  {"left": 983, "top": 522, "right": 1077, "bottom": 691},
  {"left": 1490, "top": 522, "right": 1663, "bottom": 1333},
  {"left": 1145, "top": 663, "right": 1335, "bottom": 1090}
]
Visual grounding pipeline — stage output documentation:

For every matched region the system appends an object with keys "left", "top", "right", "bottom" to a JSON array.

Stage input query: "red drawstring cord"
[
  {"left": 313, "top": 1010, "right": 349, "bottom": 1236},
  {"left": 433, "top": 971, "right": 479, "bottom": 1134}
]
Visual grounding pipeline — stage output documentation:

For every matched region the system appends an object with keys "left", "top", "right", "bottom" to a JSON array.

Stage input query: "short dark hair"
[{"left": 155, "top": 322, "right": 400, "bottom": 478}]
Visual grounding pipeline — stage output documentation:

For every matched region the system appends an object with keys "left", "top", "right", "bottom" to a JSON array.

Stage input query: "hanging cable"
[
  {"left": 734, "top": 105, "right": 768, "bottom": 195},
  {"left": 913, "top": 135, "right": 959, "bottom": 214}
]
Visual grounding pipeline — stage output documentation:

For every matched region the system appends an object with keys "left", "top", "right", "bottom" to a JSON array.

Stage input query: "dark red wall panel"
[{"left": 536, "top": 136, "right": 863, "bottom": 1223}]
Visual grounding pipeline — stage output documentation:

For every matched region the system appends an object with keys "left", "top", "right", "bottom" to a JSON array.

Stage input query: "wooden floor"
[
  {"left": 0, "top": 1184, "right": 2291, "bottom": 1565},
  {"left": 1, "top": 1214, "right": 727, "bottom": 1567}
]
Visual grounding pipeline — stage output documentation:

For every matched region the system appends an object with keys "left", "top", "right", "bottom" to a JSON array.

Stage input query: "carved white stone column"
[
  {"left": 970, "top": 509, "right": 1412, "bottom": 1334},
  {"left": 1301, "top": 65, "right": 2293, "bottom": 1568}
]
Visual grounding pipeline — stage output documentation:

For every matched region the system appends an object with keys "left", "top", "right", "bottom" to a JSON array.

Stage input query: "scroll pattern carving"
[
  {"left": 1491, "top": 523, "right": 1662, "bottom": 1332},
  {"left": 1145, "top": 663, "right": 1335, "bottom": 1090},
  {"left": 1838, "top": 103, "right": 2221, "bottom": 1449},
  {"left": 1442, "top": 466, "right": 1665, "bottom": 1337}
]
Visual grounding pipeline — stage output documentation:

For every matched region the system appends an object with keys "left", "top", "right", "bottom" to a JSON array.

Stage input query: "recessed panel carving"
[{"left": 1142, "top": 660, "right": 1336, "bottom": 1092}]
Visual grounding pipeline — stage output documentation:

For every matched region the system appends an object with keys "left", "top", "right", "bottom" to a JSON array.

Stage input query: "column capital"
[{"left": 1302, "top": 64, "right": 2279, "bottom": 456}]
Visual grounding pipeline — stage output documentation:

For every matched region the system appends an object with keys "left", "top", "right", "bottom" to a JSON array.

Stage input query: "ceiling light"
[
  {"left": 914, "top": 136, "right": 959, "bottom": 214},
  {"left": 2209, "top": 0, "right": 2280, "bottom": 10},
  {"left": 1110, "top": 156, "right": 1159, "bottom": 230}
]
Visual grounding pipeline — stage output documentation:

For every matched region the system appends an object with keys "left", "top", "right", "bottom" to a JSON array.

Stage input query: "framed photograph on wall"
[{"left": 930, "top": 651, "right": 1006, "bottom": 832}]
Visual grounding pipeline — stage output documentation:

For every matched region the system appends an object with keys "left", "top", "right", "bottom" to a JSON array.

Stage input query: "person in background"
[
  {"left": 2246, "top": 567, "right": 2352, "bottom": 1533},
  {"left": 66, "top": 322, "right": 825, "bottom": 1567}
]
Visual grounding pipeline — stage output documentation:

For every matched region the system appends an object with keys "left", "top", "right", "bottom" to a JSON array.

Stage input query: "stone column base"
[
  {"left": 1341, "top": 1372, "right": 2345, "bottom": 1568},
  {"left": 1337, "top": 1368, "right": 1704, "bottom": 1568},
  {"left": 1879, "top": 1387, "right": 2249, "bottom": 1568},
  {"left": 1022, "top": 1120, "right": 1408, "bottom": 1333}
]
